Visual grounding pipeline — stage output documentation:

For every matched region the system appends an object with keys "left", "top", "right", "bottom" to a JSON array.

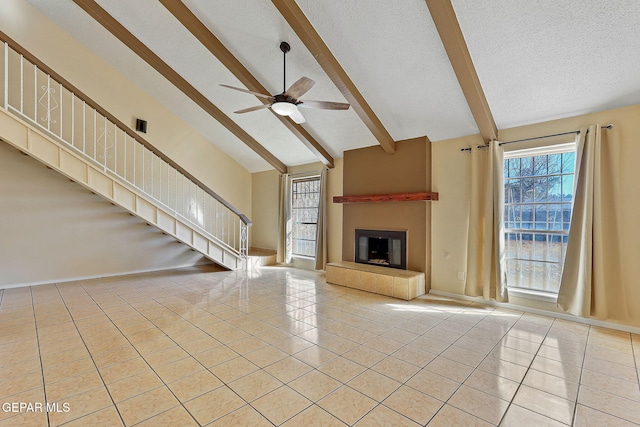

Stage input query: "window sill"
[
  {"left": 507, "top": 287, "right": 558, "bottom": 303},
  {"left": 292, "top": 255, "right": 316, "bottom": 261}
]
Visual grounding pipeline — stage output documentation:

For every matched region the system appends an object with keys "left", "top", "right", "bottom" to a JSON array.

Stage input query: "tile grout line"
[
  {"left": 496, "top": 316, "right": 561, "bottom": 426},
  {"left": 347, "top": 308, "right": 463, "bottom": 425},
  {"left": 316, "top": 304, "right": 500, "bottom": 425},
  {"left": 12, "top": 267, "right": 638, "bottom": 426},
  {"left": 165, "top": 271, "right": 400, "bottom": 425},
  {"left": 429, "top": 307, "right": 527, "bottom": 425},
  {"left": 570, "top": 324, "right": 593, "bottom": 426},
  {"left": 91, "top": 275, "right": 288, "bottom": 426},
  {"left": 52, "top": 281, "right": 127, "bottom": 427},
  {"left": 576, "top": 328, "right": 640, "bottom": 425},
  {"left": 29, "top": 286, "right": 51, "bottom": 427},
  {"left": 79, "top": 281, "right": 208, "bottom": 426},
  {"left": 146, "top": 270, "right": 365, "bottom": 425},
  {"left": 632, "top": 334, "right": 640, "bottom": 393}
]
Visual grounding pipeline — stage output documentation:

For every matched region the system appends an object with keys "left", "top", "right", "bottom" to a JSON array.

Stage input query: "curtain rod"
[
  {"left": 460, "top": 124, "right": 613, "bottom": 152},
  {"left": 282, "top": 169, "right": 325, "bottom": 177}
]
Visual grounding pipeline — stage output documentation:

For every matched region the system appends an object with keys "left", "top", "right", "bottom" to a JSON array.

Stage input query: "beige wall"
[
  {"left": 0, "top": 0, "right": 252, "bottom": 215},
  {"left": 0, "top": 143, "right": 205, "bottom": 288},
  {"left": 431, "top": 105, "right": 640, "bottom": 326},
  {"left": 342, "top": 137, "right": 431, "bottom": 275},
  {"left": 431, "top": 133, "right": 480, "bottom": 294},
  {"left": 250, "top": 159, "right": 344, "bottom": 264},
  {"left": 327, "top": 158, "right": 344, "bottom": 263},
  {"left": 250, "top": 170, "right": 279, "bottom": 250}
]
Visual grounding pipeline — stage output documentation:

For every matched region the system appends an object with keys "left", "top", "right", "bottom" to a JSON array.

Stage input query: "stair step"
[{"left": 248, "top": 248, "right": 277, "bottom": 267}]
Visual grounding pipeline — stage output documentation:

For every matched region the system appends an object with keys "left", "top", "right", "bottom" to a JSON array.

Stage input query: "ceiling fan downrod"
[{"left": 280, "top": 41, "right": 290, "bottom": 94}]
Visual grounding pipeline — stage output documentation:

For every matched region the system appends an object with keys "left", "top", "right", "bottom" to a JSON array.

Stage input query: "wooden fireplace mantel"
[{"left": 333, "top": 191, "right": 438, "bottom": 204}]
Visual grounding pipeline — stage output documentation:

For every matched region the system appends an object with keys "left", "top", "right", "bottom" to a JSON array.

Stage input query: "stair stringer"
[{"left": 0, "top": 108, "right": 244, "bottom": 270}]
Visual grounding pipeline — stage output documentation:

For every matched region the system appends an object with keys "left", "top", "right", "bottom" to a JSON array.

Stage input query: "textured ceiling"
[
  {"left": 452, "top": 0, "right": 640, "bottom": 129},
  {"left": 22, "top": 0, "right": 640, "bottom": 172},
  {"left": 296, "top": 0, "right": 478, "bottom": 142}
]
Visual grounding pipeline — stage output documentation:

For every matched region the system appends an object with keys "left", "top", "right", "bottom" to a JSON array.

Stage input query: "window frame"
[
  {"left": 290, "top": 175, "right": 321, "bottom": 260},
  {"left": 503, "top": 142, "right": 577, "bottom": 295}
]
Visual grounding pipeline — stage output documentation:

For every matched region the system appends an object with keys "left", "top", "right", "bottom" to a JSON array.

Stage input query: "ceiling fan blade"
[
  {"left": 234, "top": 104, "right": 272, "bottom": 114},
  {"left": 298, "top": 100, "right": 350, "bottom": 110},
  {"left": 220, "top": 84, "right": 274, "bottom": 100},
  {"left": 285, "top": 77, "right": 315, "bottom": 99},
  {"left": 289, "top": 108, "right": 306, "bottom": 124}
]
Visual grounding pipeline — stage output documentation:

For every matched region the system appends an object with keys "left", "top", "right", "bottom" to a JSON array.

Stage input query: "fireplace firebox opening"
[{"left": 355, "top": 229, "right": 406, "bottom": 270}]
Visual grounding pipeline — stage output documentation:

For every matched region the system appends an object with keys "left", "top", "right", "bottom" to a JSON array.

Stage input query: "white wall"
[{"left": 0, "top": 142, "right": 205, "bottom": 288}]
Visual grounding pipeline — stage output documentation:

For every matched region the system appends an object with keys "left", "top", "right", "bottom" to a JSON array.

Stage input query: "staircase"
[{"left": 0, "top": 38, "right": 249, "bottom": 270}]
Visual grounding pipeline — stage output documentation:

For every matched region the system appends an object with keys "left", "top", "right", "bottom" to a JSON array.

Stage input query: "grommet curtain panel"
[
  {"left": 277, "top": 173, "right": 292, "bottom": 264},
  {"left": 557, "top": 125, "right": 631, "bottom": 322},
  {"left": 314, "top": 168, "right": 328, "bottom": 270},
  {"left": 465, "top": 140, "right": 508, "bottom": 302}
]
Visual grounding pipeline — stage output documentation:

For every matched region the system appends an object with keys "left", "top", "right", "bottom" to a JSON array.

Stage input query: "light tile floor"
[{"left": 1, "top": 266, "right": 639, "bottom": 426}]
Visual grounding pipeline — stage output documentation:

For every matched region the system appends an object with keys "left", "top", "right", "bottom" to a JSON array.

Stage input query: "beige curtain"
[
  {"left": 277, "top": 173, "right": 292, "bottom": 264},
  {"left": 557, "top": 125, "right": 627, "bottom": 320},
  {"left": 465, "top": 140, "right": 508, "bottom": 302},
  {"left": 314, "top": 169, "right": 328, "bottom": 270}
]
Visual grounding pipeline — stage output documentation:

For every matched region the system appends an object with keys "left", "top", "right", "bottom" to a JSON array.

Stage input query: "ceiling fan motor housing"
[
  {"left": 280, "top": 41, "right": 291, "bottom": 53},
  {"left": 274, "top": 93, "right": 296, "bottom": 104}
]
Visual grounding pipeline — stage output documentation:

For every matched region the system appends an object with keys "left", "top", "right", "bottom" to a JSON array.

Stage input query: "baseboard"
[
  {"left": 0, "top": 260, "right": 214, "bottom": 290},
  {"left": 428, "top": 289, "right": 640, "bottom": 335}
]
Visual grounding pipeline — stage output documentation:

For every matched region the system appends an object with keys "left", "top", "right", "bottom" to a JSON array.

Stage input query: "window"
[
  {"left": 291, "top": 177, "right": 320, "bottom": 259},
  {"left": 503, "top": 143, "right": 576, "bottom": 294}
]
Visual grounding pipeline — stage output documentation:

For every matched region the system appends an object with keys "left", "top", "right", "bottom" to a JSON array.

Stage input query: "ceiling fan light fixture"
[{"left": 271, "top": 101, "right": 297, "bottom": 116}]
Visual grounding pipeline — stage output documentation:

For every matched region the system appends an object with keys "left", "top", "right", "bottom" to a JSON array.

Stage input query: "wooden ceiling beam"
[
  {"left": 159, "top": 0, "right": 334, "bottom": 168},
  {"left": 72, "top": 0, "right": 287, "bottom": 173},
  {"left": 425, "top": 0, "right": 497, "bottom": 143},
  {"left": 272, "top": 0, "right": 396, "bottom": 154}
]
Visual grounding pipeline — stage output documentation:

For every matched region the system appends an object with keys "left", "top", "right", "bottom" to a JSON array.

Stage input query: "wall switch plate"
[{"left": 457, "top": 271, "right": 465, "bottom": 281}]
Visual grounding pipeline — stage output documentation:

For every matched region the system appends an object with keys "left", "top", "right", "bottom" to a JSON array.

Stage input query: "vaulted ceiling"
[{"left": 25, "top": 0, "right": 640, "bottom": 173}]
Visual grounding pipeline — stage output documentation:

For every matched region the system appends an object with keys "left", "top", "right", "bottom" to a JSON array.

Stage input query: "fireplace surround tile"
[
  {"left": 378, "top": 275, "right": 394, "bottom": 296},
  {"left": 393, "top": 278, "right": 410, "bottom": 300},
  {"left": 342, "top": 269, "right": 360, "bottom": 289},
  {"left": 360, "top": 272, "right": 377, "bottom": 292},
  {"left": 325, "top": 262, "right": 425, "bottom": 301}
]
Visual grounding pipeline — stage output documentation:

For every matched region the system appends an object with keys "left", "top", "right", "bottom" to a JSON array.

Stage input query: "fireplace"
[{"left": 355, "top": 229, "right": 407, "bottom": 270}]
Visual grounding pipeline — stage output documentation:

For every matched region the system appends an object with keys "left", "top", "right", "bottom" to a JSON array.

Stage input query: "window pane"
[
  {"left": 548, "top": 153, "right": 561, "bottom": 175},
  {"left": 521, "top": 205, "right": 533, "bottom": 229},
  {"left": 503, "top": 147, "right": 575, "bottom": 294},
  {"left": 562, "top": 152, "right": 575, "bottom": 173},
  {"left": 561, "top": 175, "right": 574, "bottom": 201},
  {"left": 533, "top": 155, "right": 548, "bottom": 176},
  {"left": 548, "top": 204, "right": 562, "bottom": 230},
  {"left": 522, "top": 178, "right": 534, "bottom": 202},
  {"left": 533, "top": 177, "right": 548, "bottom": 202},
  {"left": 505, "top": 178, "right": 521, "bottom": 203},
  {"left": 562, "top": 203, "right": 572, "bottom": 231},
  {"left": 508, "top": 158, "right": 521, "bottom": 178},
  {"left": 532, "top": 233, "right": 549, "bottom": 260},
  {"left": 534, "top": 204, "right": 548, "bottom": 229},
  {"left": 291, "top": 177, "right": 320, "bottom": 258},
  {"left": 521, "top": 157, "right": 533, "bottom": 176},
  {"left": 505, "top": 205, "right": 520, "bottom": 230}
]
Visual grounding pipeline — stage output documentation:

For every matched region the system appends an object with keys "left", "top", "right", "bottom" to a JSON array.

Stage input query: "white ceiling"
[
  {"left": 452, "top": 0, "right": 640, "bottom": 129},
  {"left": 24, "top": 0, "right": 640, "bottom": 172}
]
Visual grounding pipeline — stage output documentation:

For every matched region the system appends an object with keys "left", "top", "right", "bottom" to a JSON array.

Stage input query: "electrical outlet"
[{"left": 457, "top": 271, "right": 466, "bottom": 281}]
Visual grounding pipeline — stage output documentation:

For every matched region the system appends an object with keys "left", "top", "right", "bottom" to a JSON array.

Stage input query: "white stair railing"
[{"left": 1, "top": 37, "right": 249, "bottom": 261}]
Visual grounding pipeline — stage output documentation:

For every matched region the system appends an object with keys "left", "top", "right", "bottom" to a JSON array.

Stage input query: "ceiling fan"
[{"left": 220, "top": 41, "right": 350, "bottom": 124}]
